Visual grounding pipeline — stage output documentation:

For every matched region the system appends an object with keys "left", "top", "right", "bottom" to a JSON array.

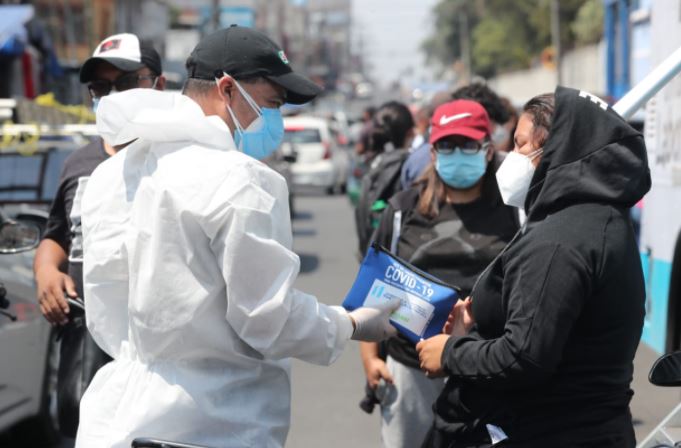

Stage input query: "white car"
[
  {"left": 283, "top": 116, "right": 349, "bottom": 195},
  {"left": 0, "top": 206, "right": 58, "bottom": 446}
]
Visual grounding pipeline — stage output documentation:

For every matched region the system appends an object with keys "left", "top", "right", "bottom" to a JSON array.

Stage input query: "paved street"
[
  {"left": 2, "top": 193, "right": 680, "bottom": 448},
  {"left": 287, "top": 191, "right": 381, "bottom": 448},
  {"left": 288, "top": 193, "right": 681, "bottom": 446}
]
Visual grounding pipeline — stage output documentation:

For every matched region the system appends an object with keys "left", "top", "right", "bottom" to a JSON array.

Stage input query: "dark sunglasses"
[
  {"left": 434, "top": 140, "right": 489, "bottom": 155},
  {"left": 88, "top": 73, "right": 158, "bottom": 98}
]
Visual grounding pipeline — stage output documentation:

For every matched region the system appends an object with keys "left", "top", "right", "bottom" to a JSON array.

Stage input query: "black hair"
[
  {"left": 368, "top": 101, "right": 414, "bottom": 153},
  {"left": 451, "top": 83, "right": 510, "bottom": 124},
  {"left": 182, "top": 78, "right": 216, "bottom": 97},
  {"left": 522, "top": 93, "right": 555, "bottom": 148},
  {"left": 182, "top": 76, "right": 261, "bottom": 98}
]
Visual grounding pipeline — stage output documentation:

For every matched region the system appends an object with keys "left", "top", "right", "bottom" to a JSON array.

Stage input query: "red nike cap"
[{"left": 429, "top": 99, "right": 491, "bottom": 144}]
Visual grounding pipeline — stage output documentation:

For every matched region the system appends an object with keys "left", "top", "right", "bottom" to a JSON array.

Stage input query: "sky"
[{"left": 352, "top": 0, "right": 440, "bottom": 88}]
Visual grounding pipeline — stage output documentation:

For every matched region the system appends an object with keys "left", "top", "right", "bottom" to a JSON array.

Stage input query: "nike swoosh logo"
[{"left": 440, "top": 113, "right": 472, "bottom": 125}]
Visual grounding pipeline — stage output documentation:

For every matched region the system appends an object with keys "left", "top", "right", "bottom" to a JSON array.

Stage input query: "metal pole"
[
  {"left": 550, "top": 0, "right": 562, "bottom": 85},
  {"left": 613, "top": 45, "right": 681, "bottom": 119},
  {"left": 212, "top": 0, "right": 220, "bottom": 32},
  {"left": 61, "top": 0, "right": 78, "bottom": 66},
  {"left": 459, "top": 11, "right": 471, "bottom": 83}
]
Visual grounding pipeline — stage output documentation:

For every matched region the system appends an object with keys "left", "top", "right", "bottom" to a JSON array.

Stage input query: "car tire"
[
  {"left": 326, "top": 186, "right": 335, "bottom": 196},
  {"left": 12, "top": 329, "right": 61, "bottom": 446},
  {"left": 339, "top": 183, "right": 347, "bottom": 195}
]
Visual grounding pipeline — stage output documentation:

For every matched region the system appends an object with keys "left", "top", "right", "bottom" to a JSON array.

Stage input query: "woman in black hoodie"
[{"left": 416, "top": 87, "right": 651, "bottom": 448}]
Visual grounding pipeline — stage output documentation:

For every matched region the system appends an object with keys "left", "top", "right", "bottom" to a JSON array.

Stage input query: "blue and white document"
[{"left": 342, "top": 244, "right": 460, "bottom": 343}]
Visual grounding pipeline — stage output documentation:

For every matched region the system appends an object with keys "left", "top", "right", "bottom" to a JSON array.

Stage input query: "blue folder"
[{"left": 342, "top": 244, "right": 460, "bottom": 343}]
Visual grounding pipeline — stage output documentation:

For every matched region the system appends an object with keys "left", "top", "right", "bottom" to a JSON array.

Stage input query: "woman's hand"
[
  {"left": 416, "top": 334, "right": 450, "bottom": 377},
  {"left": 363, "top": 357, "right": 394, "bottom": 389},
  {"left": 443, "top": 296, "right": 474, "bottom": 337}
]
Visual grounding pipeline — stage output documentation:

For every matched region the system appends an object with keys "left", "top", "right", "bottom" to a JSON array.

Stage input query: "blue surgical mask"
[
  {"left": 92, "top": 97, "right": 100, "bottom": 114},
  {"left": 435, "top": 149, "right": 487, "bottom": 189},
  {"left": 218, "top": 74, "right": 284, "bottom": 160}
]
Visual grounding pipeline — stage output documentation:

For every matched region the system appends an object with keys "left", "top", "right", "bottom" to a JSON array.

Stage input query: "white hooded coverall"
[{"left": 76, "top": 89, "right": 353, "bottom": 448}]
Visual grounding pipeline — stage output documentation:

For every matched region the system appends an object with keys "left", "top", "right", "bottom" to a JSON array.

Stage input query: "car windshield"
[{"left": 283, "top": 128, "right": 322, "bottom": 144}]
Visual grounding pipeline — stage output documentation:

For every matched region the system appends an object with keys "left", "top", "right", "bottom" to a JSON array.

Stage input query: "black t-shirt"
[
  {"left": 373, "top": 187, "right": 518, "bottom": 368},
  {"left": 43, "top": 138, "right": 109, "bottom": 297}
]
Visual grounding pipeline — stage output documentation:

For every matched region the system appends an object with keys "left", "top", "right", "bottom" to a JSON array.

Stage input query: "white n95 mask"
[{"left": 495, "top": 148, "right": 543, "bottom": 208}]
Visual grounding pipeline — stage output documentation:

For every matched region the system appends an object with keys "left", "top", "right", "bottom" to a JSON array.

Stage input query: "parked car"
[
  {"left": 0, "top": 205, "right": 59, "bottom": 446},
  {"left": 283, "top": 116, "right": 350, "bottom": 195},
  {"left": 0, "top": 125, "right": 98, "bottom": 444},
  {"left": 263, "top": 149, "right": 297, "bottom": 217}
]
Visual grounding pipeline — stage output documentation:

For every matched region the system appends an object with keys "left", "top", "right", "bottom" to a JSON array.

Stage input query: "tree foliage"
[
  {"left": 422, "top": 0, "right": 601, "bottom": 78},
  {"left": 572, "top": 0, "right": 605, "bottom": 45}
]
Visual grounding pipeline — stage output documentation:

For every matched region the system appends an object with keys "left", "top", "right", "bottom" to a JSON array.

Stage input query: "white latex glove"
[{"left": 349, "top": 298, "right": 401, "bottom": 342}]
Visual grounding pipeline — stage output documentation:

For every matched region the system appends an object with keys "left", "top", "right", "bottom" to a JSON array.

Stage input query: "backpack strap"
[
  {"left": 390, "top": 210, "right": 402, "bottom": 254},
  {"left": 386, "top": 187, "right": 420, "bottom": 254}
]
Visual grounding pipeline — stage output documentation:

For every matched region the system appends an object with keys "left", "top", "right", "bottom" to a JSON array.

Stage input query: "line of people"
[
  {"left": 353, "top": 84, "right": 650, "bottom": 446},
  {"left": 33, "top": 25, "right": 651, "bottom": 448}
]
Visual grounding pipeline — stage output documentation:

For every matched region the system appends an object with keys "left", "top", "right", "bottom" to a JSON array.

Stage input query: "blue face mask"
[
  {"left": 92, "top": 97, "right": 100, "bottom": 114},
  {"left": 232, "top": 108, "right": 284, "bottom": 160},
  {"left": 435, "top": 149, "right": 487, "bottom": 189},
  {"left": 219, "top": 74, "right": 285, "bottom": 160}
]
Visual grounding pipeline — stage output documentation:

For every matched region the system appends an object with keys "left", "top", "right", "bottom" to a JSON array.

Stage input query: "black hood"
[{"left": 525, "top": 86, "right": 651, "bottom": 221}]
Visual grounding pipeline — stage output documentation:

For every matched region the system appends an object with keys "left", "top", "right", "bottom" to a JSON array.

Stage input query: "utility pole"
[
  {"left": 550, "top": 0, "right": 562, "bottom": 85},
  {"left": 212, "top": 0, "right": 221, "bottom": 33},
  {"left": 61, "top": 0, "right": 78, "bottom": 66},
  {"left": 459, "top": 11, "right": 471, "bottom": 83}
]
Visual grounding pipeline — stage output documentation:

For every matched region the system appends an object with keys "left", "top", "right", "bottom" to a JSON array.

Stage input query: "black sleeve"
[
  {"left": 441, "top": 242, "right": 592, "bottom": 389},
  {"left": 42, "top": 175, "right": 74, "bottom": 252}
]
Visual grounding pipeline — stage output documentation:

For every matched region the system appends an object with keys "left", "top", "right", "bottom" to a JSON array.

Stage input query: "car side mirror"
[
  {"left": 0, "top": 221, "right": 41, "bottom": 254},
  {"left": 649, "top": 350, "right": 681, "bottom": 387}
]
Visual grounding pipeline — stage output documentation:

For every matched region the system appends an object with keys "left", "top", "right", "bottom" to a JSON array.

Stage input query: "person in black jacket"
[
  {"left": 33, "top": 33, "right": 165, "bottom": 438},
  {"left": 355, "top": 101, "right": 415, "bottom": 257},
  {"left": 360, "top": 100, "right": 518, "bottom": 447},
  {"left": 416, "top": 87, "right": 650, "bottom": 448}
]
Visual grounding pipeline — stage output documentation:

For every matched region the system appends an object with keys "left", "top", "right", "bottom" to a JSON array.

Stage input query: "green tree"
[
  {"left": 421, "top": 0, "right": 470, "bottom": 69},
  {"left": 472, "top": 16, "right": 531, "bottom": 77},
  {"left": 422, "top": 0, "right": 599, "bottom": 78},
  {"left": 572, "top": 0, "right": 605, "bottom": 45},
  {"left": 471, "top": 0, "right": 544, "bottom": 77}
]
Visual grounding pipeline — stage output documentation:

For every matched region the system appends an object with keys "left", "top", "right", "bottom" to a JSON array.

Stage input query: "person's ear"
[
  {"left": 216, "top": 75, "right": 236, "bottom": 106},
  {"left": 430, "top": 146, "right": 437, "bottom": 163},
  {"left": 486, "top": 145, "right": 494, "bottom": 162}
]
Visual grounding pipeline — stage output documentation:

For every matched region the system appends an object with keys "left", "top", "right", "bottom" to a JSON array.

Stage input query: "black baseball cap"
[
  {"left": 186, "top": 25, "right": 322, "bottom": 105},
  {"left": 80, "top": 33, "right": 162, "bottom": 83}
]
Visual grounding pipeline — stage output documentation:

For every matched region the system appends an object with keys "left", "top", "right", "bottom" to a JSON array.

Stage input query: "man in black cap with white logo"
[
  {"left": 33, "top": 33, "right": 164, "bottom": 439},
  {"left": 181, "top": 24, "right": 322, "bottom": 159},
  {"left": 75, "top": 26, "right": 398, "bottom": 448}
]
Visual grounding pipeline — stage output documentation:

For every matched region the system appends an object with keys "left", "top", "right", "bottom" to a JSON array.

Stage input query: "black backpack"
[{"left": 354, "top": 149, "right": 409, "bottom": 256}]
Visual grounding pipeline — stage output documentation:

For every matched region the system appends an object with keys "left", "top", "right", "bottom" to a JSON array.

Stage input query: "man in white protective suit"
[{"left": 76, "top": 25, "right": 399, "bottom": 448}]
